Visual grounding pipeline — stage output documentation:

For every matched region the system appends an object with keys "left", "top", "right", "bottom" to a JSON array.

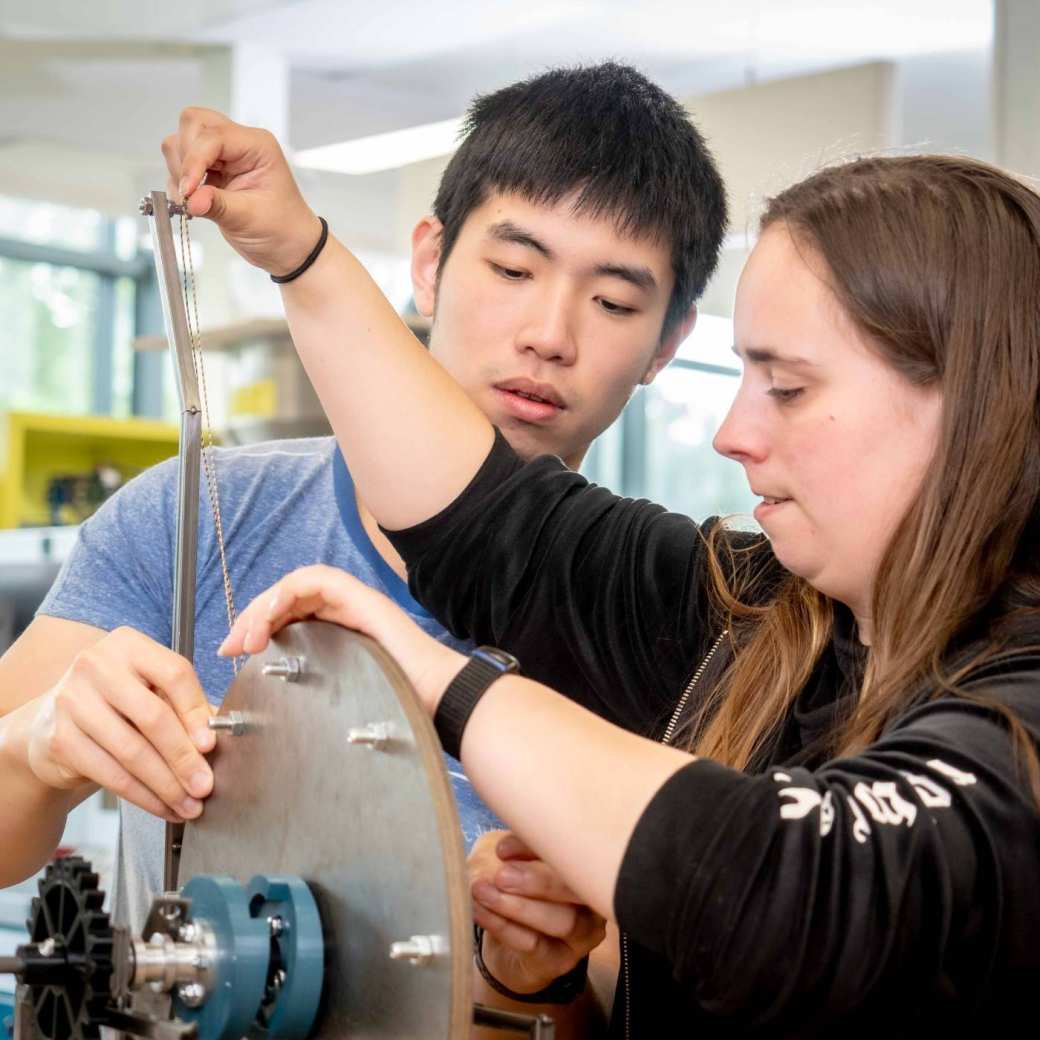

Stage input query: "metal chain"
[{"left": 178, "top": 213, "right": 239, "bottom": 674}]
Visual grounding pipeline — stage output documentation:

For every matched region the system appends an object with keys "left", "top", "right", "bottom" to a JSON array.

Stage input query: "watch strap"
[{"left": 434, "top": 647, "right": 517, "bottom": 760}]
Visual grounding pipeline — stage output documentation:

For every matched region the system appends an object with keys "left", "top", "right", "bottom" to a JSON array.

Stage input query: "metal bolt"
[
  {"left": 37, "top": 939, "right": 56, "bottom": 957},
  {"left": 272, "top": 969, "right": 286, "bottom": 992},
  {"left": 138, "top": 197, "right": 154, "bottom": 216},
  {"left": 208, "top": 711, "right": 247, "bottom": 735},
  {"left": 176, "top": 982, "right": 206, "bottom": 1008},
  {"left": 388, "top": 934, "right": 446, "bottom": 966},
  {"left": 262, "top": 656, "right": 304, "bottom": 682},
  {"left": 267, "top": 915, "right": 285, "bottom": 938},
  {"left": 176, "top": 922, "right": 198, "bottom": 943},
  {"left": 347, "top": 722, "right": 391, "bottom": 751}
]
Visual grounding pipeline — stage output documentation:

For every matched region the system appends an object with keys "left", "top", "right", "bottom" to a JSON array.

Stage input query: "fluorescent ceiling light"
[{"left": 294, "top": 117, "right": 464, "bottom": 176}]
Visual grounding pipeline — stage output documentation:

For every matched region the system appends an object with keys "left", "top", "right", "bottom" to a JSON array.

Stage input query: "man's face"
[{"left": 411, "top": 191, "right": 687, "bottom": 468}]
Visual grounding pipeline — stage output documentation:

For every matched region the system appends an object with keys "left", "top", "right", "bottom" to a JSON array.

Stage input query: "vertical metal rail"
[{"left": 141, "top": 190, "right": 202, "bottom": 893}]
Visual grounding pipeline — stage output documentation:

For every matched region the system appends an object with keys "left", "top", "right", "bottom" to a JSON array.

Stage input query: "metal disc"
[{"left": 179, "top": 621, "right": 472, "bottom": 1039}]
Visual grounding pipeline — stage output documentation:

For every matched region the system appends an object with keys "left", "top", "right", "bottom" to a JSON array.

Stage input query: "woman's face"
[{"left": 714, "top": 223, "right": 942, "bottom": 631}]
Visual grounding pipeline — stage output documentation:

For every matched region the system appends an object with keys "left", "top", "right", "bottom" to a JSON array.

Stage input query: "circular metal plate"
[{"left": 179, "top": 622, "right": 472, "bottom": 1039}]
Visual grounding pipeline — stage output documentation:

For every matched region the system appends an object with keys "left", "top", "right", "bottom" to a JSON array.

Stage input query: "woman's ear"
[{"left": 410, "top": 215, "right": 444, "bottom": 318}]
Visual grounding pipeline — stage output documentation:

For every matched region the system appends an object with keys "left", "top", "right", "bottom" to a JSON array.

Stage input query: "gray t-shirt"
[{"left": 39, "top": 437, "right": 503, "bottom": 930}]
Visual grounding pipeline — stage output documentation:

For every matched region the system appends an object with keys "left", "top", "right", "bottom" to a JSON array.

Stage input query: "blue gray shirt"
[{"left": 39, "top": 437, "right": 503, "bottom": 929}]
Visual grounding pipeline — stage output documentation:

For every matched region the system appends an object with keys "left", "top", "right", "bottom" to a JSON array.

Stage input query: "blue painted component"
[
  {"left": 246, "top": 876, "right": 324, "bottom": 1040},
  {"left": 173, "top": 876, "right": 269, "bottom": 1040}
]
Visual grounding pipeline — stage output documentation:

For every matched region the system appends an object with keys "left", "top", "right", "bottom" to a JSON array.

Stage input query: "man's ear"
[
  {"left": 641, "top": 305, "right": 698, "bottom": 385},
  {"left": 410, "top": 215, "right": 444, "bottom": 318}
]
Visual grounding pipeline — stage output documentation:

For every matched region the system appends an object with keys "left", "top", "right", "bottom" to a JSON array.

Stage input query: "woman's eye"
[
  {"left": 767, "top": 386, "right": 805, "bottom": 402},
  {"left": 598, "top": 298, "right": 637, "bottom": 316},
  {"left": 490, "top": 262, "right": 528, "bottom": 281}
]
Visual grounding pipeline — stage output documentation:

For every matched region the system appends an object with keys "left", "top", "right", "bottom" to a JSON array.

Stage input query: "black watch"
[{"left": 434, "top": 646, "right": 519, "bottom": 760}]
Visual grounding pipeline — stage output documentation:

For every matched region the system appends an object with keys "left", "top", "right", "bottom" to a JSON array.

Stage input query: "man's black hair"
[{"left": 433, "top": 62, "right": 728, "bottom": 336}]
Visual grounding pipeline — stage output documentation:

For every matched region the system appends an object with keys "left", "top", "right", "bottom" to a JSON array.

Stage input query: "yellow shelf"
[{"left": 0, "top": 411, "right": 180, "bottom": 529}]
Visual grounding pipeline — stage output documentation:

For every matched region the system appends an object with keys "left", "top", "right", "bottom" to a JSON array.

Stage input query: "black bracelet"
[
  {"left": 270, "top": 217, "right": 329, "bottom": 284},
  {"left": 473, "top": 925, "right": 588, "bottom": 1005}
]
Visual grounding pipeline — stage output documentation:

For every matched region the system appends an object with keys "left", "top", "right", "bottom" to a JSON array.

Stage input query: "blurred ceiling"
[{"left": 0, "top": 0, "right": 993, "bottom": 216}]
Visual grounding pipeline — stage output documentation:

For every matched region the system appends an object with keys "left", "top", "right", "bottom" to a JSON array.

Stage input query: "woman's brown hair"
[{"left": 685, "top": 156, "right": 1040, "bottom": 793}]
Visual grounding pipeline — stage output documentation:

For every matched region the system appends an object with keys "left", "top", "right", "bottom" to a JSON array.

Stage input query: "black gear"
[{"left": 21, "top": 856, "right": 114, "bottom": 1040}]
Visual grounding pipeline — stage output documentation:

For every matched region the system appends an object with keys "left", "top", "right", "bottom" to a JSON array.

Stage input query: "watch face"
[{"left": 473, "top": 646, "right": 519, "bottom": 672}]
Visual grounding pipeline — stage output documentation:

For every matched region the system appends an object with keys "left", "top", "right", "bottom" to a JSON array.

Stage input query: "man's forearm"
[
  {"left": 0, "top": 699, "right": 88, "bottom": 887},
  {"left": 280, "top": 236, "right": 495, "bottom": 532}
]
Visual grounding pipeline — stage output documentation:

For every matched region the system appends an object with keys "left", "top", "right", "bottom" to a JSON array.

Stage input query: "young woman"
[{"left": 175, "top": 117, "right": 1040, "bottom": 1034}]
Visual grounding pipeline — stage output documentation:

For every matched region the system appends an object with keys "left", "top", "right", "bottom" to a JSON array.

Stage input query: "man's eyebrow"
[
  {"left": 486, "top": 222, "right": 657, "bottom": 293},
  {"left": 593, "top": 262, "right": 657, "bottom": 293},
  {"left": 487, "top": 221, "right": 553, "bottom": 259},
  {"left": 732, "top": 344, "right": 816, "bottom": 367}
]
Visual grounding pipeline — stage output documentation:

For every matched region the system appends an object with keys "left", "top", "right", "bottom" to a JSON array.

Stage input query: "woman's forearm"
[
  {"left": 279, "top": 237, "right": 495, "bottom": 531},
  {"left": 0, "top": 699, "right": 87, "bottom": 887},
  {"left": 459, "top": 675, "right": 693, "bottom": 921}
]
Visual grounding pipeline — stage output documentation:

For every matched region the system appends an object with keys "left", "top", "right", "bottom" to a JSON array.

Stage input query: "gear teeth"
[{"left": 25, "top": 856, "right": 115, "bottom": 1040}]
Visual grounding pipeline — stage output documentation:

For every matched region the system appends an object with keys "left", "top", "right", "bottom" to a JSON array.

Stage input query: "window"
[
  {"left": 582, "top": 314, "right": 759, "bottom": 526},
  {"left": 0, "top": 195, "right": 150, "bottom": 418}
]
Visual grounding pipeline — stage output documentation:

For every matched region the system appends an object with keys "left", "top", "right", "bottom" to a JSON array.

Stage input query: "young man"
[{"left": 0, "top": 61, "right": 725, "bottom": 1020}]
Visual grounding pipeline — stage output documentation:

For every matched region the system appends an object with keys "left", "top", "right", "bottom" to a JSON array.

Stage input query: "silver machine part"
[
  {"left": 130, "top": 191, "right": 555, "bottom": 1040},
  {"left": 141, "top": 190, "right": 202, "bottom": 893},
  {"left": 181, "top": 622, "right": 474, "bottom": 1038},
  {"left": 130, "top": 922, "right": 217, "bottom": 995}
]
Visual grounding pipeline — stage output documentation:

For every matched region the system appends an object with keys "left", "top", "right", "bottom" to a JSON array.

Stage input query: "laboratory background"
[{"left": 0, "top": 0, "right": 1036, "bottom": 1032}]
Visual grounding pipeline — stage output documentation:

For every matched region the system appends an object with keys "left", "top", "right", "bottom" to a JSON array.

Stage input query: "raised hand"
[{"left": 162, "top": 106, "right": 323, "bottom": 278}]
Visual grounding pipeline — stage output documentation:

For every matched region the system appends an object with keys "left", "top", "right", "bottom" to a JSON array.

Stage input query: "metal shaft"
[{"left": 143, "top": 190, "right": 204, "bottom": 894}]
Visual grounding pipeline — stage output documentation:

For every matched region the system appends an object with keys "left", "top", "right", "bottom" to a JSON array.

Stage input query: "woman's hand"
[
  {"left": 469, "top": 830, "right": 607, "bottom": 994},
  {"left": 219, "top": 565, "right": 465, "bottom": 714}
]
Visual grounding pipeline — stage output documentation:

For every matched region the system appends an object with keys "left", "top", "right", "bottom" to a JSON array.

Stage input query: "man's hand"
[
  {"left": 162, "top": 107, "right": 322, "bottom": 278},
  {"left": 470, "top": 831, "right": 607, "bottom": 995},
  {"left": 25, "top": 627, "right": 216, "bottom": 822}
]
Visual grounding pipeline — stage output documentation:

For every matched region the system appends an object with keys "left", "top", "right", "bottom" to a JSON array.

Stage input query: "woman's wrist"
[{"left": 410, "top": 642, "right": 468, "bottom": 718}]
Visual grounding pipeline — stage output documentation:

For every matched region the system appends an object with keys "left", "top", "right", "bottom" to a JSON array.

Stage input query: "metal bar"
[
  {"left": 146, "top": 192, "right": 200, "bottom": 414},
  {"left": 472, "top": 1003, "right": 556, "bottom": 1038},
  {"left": 142, "top": 190, "right": 202, "bottom": 893},
  {"left": 171, "top": 408, "right": 201, "bottom": 661}
]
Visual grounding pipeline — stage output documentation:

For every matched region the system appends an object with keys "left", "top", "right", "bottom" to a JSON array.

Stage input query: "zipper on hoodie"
[{"left": 618, "top": 629, "right": 728, "bottom": 1039}]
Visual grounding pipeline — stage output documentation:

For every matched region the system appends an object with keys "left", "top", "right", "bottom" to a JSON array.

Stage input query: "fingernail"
[
  {"left": 497, "top": 866, "right": 522, "bottom": 889},
  {"left": 217, "top": 635, "right": 230, "bottom": 656},
  {"left": 180, "top": 796, "right": 203, "bottom": 817},
  {"left": 193, "top": 727, "right": 214, "bottom": 751},
  {"left": 178, "top": 176, "right": 188, "bottom": 200},
  {"left": 190, "top": 770, "right": 212, "bottom": 797},
  {"left": 266, "top": 595, "right": 280, "bottom": 619},
  {"left": 243, "top": 626, "right": 254, "bottom": 651}
]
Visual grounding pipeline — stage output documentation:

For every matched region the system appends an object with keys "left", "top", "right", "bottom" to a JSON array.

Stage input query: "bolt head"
[{"left": 176, "top": 982, "right": 206, "bottom": 1008}]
